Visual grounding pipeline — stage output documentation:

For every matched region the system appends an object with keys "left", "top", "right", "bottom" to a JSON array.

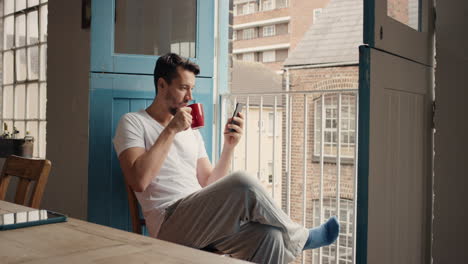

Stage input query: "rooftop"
[{"left": 284, "top": 0, "right": 363, "bottom": 67}]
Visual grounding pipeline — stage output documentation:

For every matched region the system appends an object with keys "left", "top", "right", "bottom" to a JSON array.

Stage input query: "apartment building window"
[
  {"left": 261, "top": 0, "right": 273, "bottom": 11},
  {"left": 1, "top": 0, "right": 48, "bottom": 158},
  {"left": 237, "top": 2, "right": 256, "bottom": 16},
  {"left": 242, "top": 28, "right": 256, "bottom": 40},
  {"left": 262, "top": 25, "right": 275, "bottom": 37},
  {"left": 268, "top": 112, "right": 275, "bottom": 134},
  {"left": 267, "top": 162, "right": 273, "bottom": 183},
  {"left": 276, "top": 0, "right": 289, "bottom": 8},
  {"left": 262, "top": 50, "right": 275, "bottom": 62},
  {"left": 313, "top": 8, "right": 323, "bottom": 23},
  {"left": 242, "top": 52, "right": 255, "bottom": 62},
  {"left": 314, "top": 94, "right": 356, "bottom": 158},
  {"left": 233, "top": 30, "right": 237, "bottom": 40},
  {"left": 313, "top": 198, "right": 354, "bottom": 264}
]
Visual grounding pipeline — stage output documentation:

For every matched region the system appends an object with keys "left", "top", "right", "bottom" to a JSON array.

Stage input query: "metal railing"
[{"left": 220, "top": 89, "right": 359, "bottom": 264}]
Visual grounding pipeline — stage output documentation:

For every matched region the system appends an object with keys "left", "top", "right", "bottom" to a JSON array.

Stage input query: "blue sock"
[{"left": 303, "top": 216, "right": 340, "bottom": 250}]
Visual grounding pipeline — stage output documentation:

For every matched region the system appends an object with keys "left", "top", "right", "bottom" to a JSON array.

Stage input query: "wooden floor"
[{"left": 0, "top": 200, "right": 248, "bottom": 264}]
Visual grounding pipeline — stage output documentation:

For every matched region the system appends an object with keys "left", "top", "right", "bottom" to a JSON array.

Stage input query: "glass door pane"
[
  {"left": 387, "top": 0, "right": 420, "bottom": 30},
  {"left": 114, "top": 0, "right": 197, "bottom": 58}
]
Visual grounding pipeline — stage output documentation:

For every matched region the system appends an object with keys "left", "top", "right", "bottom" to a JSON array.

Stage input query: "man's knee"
[{"left": 228, "top": 171, "right": 259, "bottom": 191}]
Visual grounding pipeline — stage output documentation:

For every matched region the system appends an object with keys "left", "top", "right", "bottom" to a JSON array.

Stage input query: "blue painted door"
[
  {"left": 88, "top": 0, "right": 215, "bottom": 232},
  {"left": 357, "top": 0, "right": 434, "bottom": 263}
]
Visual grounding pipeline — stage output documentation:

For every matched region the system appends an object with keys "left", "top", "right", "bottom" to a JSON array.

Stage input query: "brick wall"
[{"left": 282, "top": 66, "right": 358, "bottom": 263}]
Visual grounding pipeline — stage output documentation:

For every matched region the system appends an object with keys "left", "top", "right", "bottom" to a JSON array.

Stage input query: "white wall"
[
  {"left": 433, "top": 0, "right": 468, "bottom": 262},
  {"left": 43, "top": 0, "right": 90, "bottom": 219}
]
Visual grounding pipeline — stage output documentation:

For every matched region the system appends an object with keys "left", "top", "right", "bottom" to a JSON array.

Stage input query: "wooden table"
[{"left": 0, "top": 201, "right": 247, "bottom": 264}]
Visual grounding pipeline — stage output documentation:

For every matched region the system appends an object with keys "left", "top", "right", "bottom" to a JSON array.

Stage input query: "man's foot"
[{"left": 303, "top": 216, "right": 340, "bottom": 250}]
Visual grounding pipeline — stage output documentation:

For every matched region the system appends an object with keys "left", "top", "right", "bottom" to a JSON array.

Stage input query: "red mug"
[{"left": 188, "top": 103, "right": 204, "bottom": 129}]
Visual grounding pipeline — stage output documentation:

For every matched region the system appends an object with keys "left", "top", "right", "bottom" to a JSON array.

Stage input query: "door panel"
[
  {"left": 358, "top": 46, "right": 432, "bottom": 264},
  {"left": 88, "top": 73, "right": 213, "bottom": 231},
  {"left": 91, "top": 0, "right": 214, "bottom": 77},
  {"left": 364, "top": 0, "right": 434, "bottom": 65}
]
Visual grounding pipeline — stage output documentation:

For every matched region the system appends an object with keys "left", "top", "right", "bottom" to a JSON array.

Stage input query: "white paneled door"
[{"left": 358, "top": 0, "right": 434, "bottom": 263}]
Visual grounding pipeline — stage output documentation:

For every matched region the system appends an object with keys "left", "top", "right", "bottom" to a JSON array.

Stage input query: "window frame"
[
  {"left": 262, "top": 25, "right": 276, "bottom": 37},
  {"left": 242, "top": 28, "right": 256, "bottom": 40},
  {"left": 313, "top": 94, "right": 356, "bottom": 160},
  {"left": 262, "top": 50, "right": 276, "bottom": 63},
  {"left": 0, "top": 0, "right": 48, "bottom": 158}
]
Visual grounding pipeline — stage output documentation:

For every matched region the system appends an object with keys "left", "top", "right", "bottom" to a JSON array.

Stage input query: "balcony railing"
[{"left": 219, "top": 89, "right": 359, "bottom": 264}]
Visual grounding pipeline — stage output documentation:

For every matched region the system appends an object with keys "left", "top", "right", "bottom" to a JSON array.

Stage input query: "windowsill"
[{"left": 312, "top": 155, "right": 355, "bottom": 165}]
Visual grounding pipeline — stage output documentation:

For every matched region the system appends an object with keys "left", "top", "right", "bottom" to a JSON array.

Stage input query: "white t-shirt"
[{"left": 113, "top": 110, "right": 208, "bottom": 237}]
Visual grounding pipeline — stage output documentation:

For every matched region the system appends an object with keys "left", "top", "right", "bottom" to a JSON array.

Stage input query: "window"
[
  {"left": 262, "top": 25, "right": 275, "bottom": 37},
  {"left": 233, "top": 30, "right": 237, "bottom": 40},
  {"left": 239, "top": 2, "right": 256, "bottom": 15},
  {"left": 276, "top": 0, "right": 289, "bottom": 8},
  {"left": 313, "top": 198, "right": 354, "bottom": 264},
  {"left": 267, "top": 162, "right": 273, "bottom": 183},
  {"left": 242, "top": 28, "right": 256, "bottom": 40},
  {"left": 313, "top": 8, "right": 323, "bottom": 23},
  {"left": 170, "top": 42, "right": 196, "bottom": 58},
  {"left": 314, "top": 94, "right": 356, "bottom": 158},
  {"left": 1, "top": 0, "right": 48, "bottom": 158},
  {"left": 262, "top": 0, "right": 273, "bottom": 11},
  {"left": 242, "top": 52, "right": 255, "bottom": 62},
  {"left": 262, "top": 50, "right": 275, "bottom": 62},
  {"left": 268, "top": 112, "right": 275, "bottom": 134}
]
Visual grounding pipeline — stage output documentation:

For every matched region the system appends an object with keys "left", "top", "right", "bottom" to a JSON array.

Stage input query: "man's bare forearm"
[
  {"left": 205, "top": 144, "right": 234, "bottom": 186},
  {"left": 129, "top": 127, "right": 176, "bottom": 191}
]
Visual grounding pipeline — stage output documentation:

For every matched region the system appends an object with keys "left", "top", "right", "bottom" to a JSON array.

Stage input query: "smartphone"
[{"left": 230, "top": 103, "right": 244, "bottom": 132}]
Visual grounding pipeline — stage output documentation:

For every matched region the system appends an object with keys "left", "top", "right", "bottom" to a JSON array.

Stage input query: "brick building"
[
  {"left": 233, "top": 0, "right": 329, "bottom": 72},
  {"left": 283, "top": 0, "right": 362, "bottom": 262}
]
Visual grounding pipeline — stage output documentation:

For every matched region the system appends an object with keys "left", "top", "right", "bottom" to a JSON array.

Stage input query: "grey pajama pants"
[{"left": 157, "top": 172, "right": 309, "bottom": 264}]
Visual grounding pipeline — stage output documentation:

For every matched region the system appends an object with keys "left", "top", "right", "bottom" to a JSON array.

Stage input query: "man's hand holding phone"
[{"left": 224, "top": 103, "right": 244, "bottom": 148}]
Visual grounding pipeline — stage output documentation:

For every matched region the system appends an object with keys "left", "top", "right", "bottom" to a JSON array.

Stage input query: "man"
[{"left": 113, "top": 53, "right": 339, "bottom": 263}]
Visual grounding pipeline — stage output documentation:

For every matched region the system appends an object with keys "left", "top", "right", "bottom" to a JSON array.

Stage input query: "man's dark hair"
[{"left": 153, "top": 53, "right": 200, "bottom": 92}]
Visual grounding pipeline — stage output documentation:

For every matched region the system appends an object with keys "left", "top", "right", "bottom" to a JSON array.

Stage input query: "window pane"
[
  {"left": 27, "top": 46, "right": 39, "bottom": 80},
  {"left": 3, "top": 16, "right": 14, "bottom": 49},
  {"left": 28, "top": 0, "right": 40, "bottom": 7},
  {"left": 39, "top": 121, "right": 46, "bottom": 157},
  {"left": 26, "top": 120, "right": 38, "bottom": 155},
  {"left": 263, "top": 50, "right": 275, "bottom": 62},
  {"left": 3, "top": 85, "right": 13, "bottom": 118},
  {"left": 13, "top": 121, "right": 25, "bottom": 138},
  {"left": 27, "top": 11, "right": 39, "bottom": 45},
  {"left": 40, "top": 5, "right": 48, "bottom": 42},
  {"left": 26, "top": 83, "right": 39, "bottom": 119},
  {"left": 115, "top": 0, "right": 197, "bottom": 57},
  {"left": 16, "top": 0, "right": 27, "bottom": 11},
  {"left": 14, "top": 85, "right": 26, "bottom": 119},
  {"left": 40, "top": 44, "right": 47, "bottom": 80},
  {"left": 15, "top": 14, "right": 26, "bottom": 47},
  {"left": 4, "top": 0, "right": 14, "bottom": 15},
  {"left": 39, "top": 82, "right": 46, "bottom": 119},
  {"left": 387, "top": 0, "right": 419, "bottom": 30},
  {"left": 3, "top": 51, "right": 14, "bottom": 84},
  {"left": 15, "top": 48, "right": 27, "bottom": 81}
]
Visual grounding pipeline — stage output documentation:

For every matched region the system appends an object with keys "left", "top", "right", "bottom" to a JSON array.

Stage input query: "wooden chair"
[
  {"left": 125, "top": 183, "right": 146, "bottom": 234},
  {"left": 0, "top": 155, "right": 52, "bottom": 209},
  {"left": 124, "top": 182, "right": 226, "bottom": 255}
]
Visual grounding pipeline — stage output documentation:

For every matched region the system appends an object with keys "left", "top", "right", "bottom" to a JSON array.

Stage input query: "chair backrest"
[
  {"left": 0, "top": 155, "right": 52, "bottom": 209},
  {"left": 125, "top": 183, "right": 146, "bottom": 234}
]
